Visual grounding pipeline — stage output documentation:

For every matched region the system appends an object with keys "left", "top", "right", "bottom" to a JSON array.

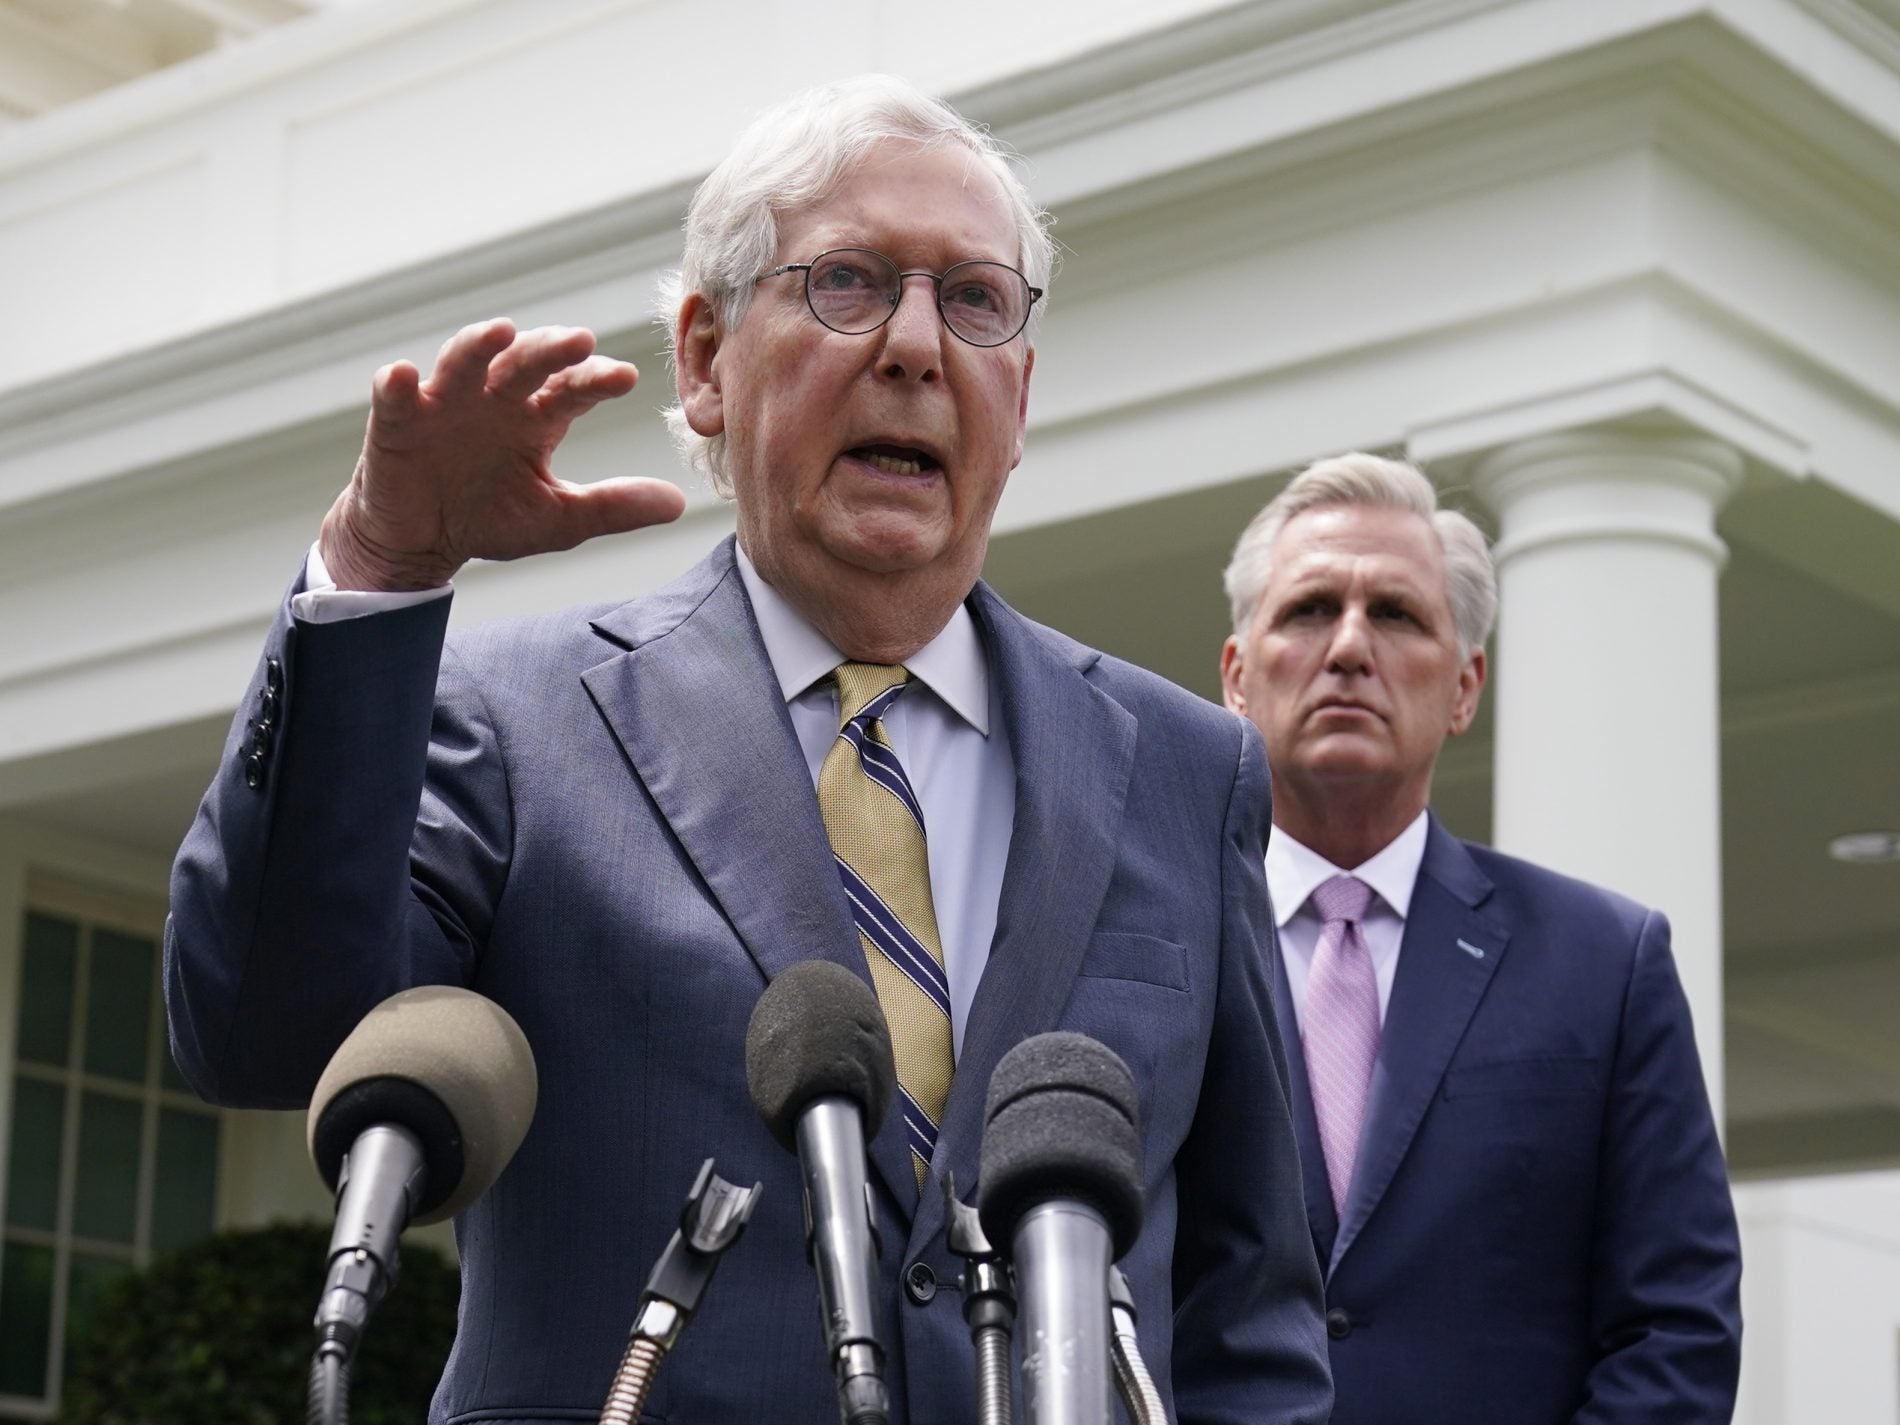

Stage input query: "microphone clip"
[
  {"left": 598, "top": 1160, "right": 760, "bottom": 1425},
  {"left": 943, "top": 1173, "right": 1016, "bottom": 1425},
  {"left": 635, "top": 1158, "right": 762, "bottom": 1346},
  {"left": 944, "top": 1173, "right": 1015, "bottom": 1326}
]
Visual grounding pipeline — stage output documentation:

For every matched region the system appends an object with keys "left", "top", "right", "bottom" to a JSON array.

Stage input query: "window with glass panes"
[{"left": 0, "top": 900, "right": 221, "bottom": 1420}]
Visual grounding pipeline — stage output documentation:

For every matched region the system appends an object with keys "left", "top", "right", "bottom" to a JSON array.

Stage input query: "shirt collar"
[
  {"left": 1264, "top": 809, "right": 1430, "bottom": 927},
  {"left": 734, "top": 542, "right": 991, "bottom": 735}
]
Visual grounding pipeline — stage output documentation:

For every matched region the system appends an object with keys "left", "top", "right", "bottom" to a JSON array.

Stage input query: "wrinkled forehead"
[{"left": 1271, "top": 505, "right": 1451, "bottom": 595}]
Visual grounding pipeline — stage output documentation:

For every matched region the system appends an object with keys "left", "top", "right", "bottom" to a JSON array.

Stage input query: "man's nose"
[
  {"left": 1326, "top": 606, "right": 1374, "bottom": 670},
  {"left": 877, "top": 275, "right": 944, "bottom": 382}
]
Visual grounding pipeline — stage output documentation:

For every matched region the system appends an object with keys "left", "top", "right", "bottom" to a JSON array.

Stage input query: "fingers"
[
  {"left": 534, "top": 354, "right": 640, "bottom": 421},
  {"left": 485, "top": 325, "right": 598, "bottom": 404},
  {"left": 363, "top": 360, "right": 429, "bottom": 455},
  {"left": 369, "top": 359, "right": 422, "bottom": 423},
  {"left": 409, "top": 322, "right": 621, "bottom": 418},
  {"left": 427, "top": 319, "right": 517, "bottom": 404}
]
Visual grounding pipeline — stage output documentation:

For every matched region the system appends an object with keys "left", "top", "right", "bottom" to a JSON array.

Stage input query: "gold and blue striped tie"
[{"left": 818, "top": 663, "right": 953, "bottom": 1189}]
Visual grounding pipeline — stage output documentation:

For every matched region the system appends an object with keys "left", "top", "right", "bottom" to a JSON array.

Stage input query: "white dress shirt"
[
  {"left": 292, "top": 541, "right": 1015, "bottom": 1057},
  {"left": 1265, "top": 810, "right": 1430, "bottom": 1029}
]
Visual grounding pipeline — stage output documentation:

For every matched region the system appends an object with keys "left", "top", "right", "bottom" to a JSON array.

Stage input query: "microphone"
[
  {"left": 976, "top": 1032, "right": 1144, "bottom": 1425},
  {"left": 304, "top": 986, "right": 538, "bottom": 1417},
  {"left": 745, "top": 960, "right": 896, "bottom": 1425}
]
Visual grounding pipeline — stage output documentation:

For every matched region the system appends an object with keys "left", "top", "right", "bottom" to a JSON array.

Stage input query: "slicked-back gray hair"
[
  {"left": 1222, "top": 452, "right": 1498, "bottom": 657},
  {"left": 658, "top": 75, "right": 1055, "bottom": 495}
]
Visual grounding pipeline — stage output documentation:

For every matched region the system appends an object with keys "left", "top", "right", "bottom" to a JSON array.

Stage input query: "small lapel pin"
[{"left": 1456, "top": 939, "right": 1486, "bottom": 960}]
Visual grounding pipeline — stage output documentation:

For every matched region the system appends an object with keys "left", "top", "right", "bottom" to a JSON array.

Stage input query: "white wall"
[{"left": 1735, "top": 1172, "right": 1900, "bottom": 1425}]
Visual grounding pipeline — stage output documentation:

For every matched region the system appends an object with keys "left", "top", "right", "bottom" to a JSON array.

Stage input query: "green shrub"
[{"left": 58, "top": 1222, "right": 458, "bottom": 1425}]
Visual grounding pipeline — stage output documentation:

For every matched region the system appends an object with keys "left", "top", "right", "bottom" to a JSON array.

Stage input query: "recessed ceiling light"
[{"left": 1827, "top": 831, "right": 1900, "bottom": 864}]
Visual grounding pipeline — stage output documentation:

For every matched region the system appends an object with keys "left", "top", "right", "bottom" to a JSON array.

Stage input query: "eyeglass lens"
[{"left": 805, "top": 249, "right": 1032, "bottom": 346}]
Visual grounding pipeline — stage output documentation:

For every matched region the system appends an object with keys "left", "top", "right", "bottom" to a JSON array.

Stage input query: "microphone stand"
[
  {"left": 943, "top": 1175, "right": 1016, "bottom": 1425},
  {"left": 598, "top": 1159, "right": 761, "bottom": 1425},
  {"left": 1108, "top": 1266, "right": 1167, "bottom": 1425}
]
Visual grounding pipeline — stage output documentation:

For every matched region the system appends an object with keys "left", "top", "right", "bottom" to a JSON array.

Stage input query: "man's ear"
[
  {"left": 1219, "top": 635, "right": 1246, "bottom": 714},
  {"left": 675, "top": 293, "right": 725, "bottom": 437},
  {"left": 1448, "top": 646, "right": 1487, "bottom": 736},
  {"left": 1008, "top": 346, "right": 1035, "bottom": 471}
]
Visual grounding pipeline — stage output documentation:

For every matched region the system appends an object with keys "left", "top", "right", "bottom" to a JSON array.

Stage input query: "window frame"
[{"left": 0, "top": 876, "right": 221, "bottom": 1422}]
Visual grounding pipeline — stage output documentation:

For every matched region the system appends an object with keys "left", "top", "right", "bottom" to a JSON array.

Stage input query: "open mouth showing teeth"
[{"left": 849, "top": 445, "right": 937, "bottom": 476}]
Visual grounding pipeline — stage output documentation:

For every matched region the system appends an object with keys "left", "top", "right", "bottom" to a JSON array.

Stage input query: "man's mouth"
[{"left": 847, "top": 443, "right": 940, "bottom": 476}]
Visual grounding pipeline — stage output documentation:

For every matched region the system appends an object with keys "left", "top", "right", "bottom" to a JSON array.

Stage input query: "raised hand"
[{"left": 318, "top": 320, "right": 687, "bottom": 591}]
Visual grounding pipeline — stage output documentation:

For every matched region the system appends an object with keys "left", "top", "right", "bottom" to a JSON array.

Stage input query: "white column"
[{"left": 1472, "top": 430, "right": 1742, "bottom": 1125}]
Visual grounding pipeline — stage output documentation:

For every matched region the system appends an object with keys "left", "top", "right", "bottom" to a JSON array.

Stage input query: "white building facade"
[{"left": 2, "top": 0, "right": 1899, "bottom": 1418}]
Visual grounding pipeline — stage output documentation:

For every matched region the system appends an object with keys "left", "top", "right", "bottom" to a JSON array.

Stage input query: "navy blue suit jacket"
[
  {"left": 1275, "top": 816, "right": 1741, "bottom": 1423},
  {"left": 166, "top": 538, "right": 1331, "bottom": 1425}
]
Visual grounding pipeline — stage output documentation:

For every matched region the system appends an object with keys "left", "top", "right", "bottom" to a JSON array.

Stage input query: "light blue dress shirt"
[{"left": 735, "top": 545, "right": 1015, "bottom": 1058}]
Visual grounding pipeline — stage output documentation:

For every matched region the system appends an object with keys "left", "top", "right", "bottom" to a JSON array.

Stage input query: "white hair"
[
  {"left": 657, "top": 75, "right": 1055, "bottom": 495},
  {"left": 1222, "top": 452, "right": 1498, "bottom": 657}
]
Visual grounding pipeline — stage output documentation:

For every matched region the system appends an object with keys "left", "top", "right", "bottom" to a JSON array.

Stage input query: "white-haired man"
[
  {"left": 1219, "top": 452, "right": 1741, "bottom": 1424},
  {"left": 167, "top": 77, "right": 1332, "bottom": 1423}
]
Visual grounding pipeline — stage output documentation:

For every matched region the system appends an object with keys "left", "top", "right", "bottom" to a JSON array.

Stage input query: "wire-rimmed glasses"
[{"left": 755, "top": 247, "right": 1042, "bottom": 348}]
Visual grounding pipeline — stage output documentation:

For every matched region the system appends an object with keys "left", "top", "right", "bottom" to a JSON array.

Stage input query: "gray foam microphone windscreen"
[
  {"left": 307, "top": 985, "right": 538, "bottom": 1224},
  {"left": 976, "top": 1031, "right": 1144, "bottom": 1257},
  {"left": 745, "top": 960, "right": 896, "bottom": 1151}
]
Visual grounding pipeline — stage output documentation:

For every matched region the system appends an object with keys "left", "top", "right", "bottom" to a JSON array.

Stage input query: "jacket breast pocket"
[
  {"left": 1437, "top": 1054, "right": 1605, "bottom": 1239},
  {"left": 1075, "top": 932, "right": 1189, "bottom": 992},
  {"left": 1063, "top": 934, "right": 1199, "bottom": 1155}
]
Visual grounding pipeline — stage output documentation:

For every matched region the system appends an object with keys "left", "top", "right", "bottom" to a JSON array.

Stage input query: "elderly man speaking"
[{"left": 166, "top": 77, "right": 1331, "bottom": 1425}]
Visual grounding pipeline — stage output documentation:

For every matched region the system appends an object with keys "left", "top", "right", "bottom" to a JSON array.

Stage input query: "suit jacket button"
[
  {"left": 904, "top": 1261, "right": 937, "bottom": 1305},
  {"left": 265, "top": 657, "right": 283, "bottom": 693},
  {"left": 243, "top": 752, "right": 266, "bottom": 790},
  {"left": 1326, "top": 1307, "right": 1352, "bottom": 1340}
]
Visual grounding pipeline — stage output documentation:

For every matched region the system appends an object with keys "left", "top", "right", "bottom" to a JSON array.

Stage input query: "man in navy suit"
[
  {"left": 1219, "top": 451, "right": 1742, "bottom": 1423},
  {"left": 165, "top": 77, "right": 1331, "bottom": 1424}
]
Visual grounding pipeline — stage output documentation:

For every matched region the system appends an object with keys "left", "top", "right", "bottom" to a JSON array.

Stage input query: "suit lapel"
[
  {"left": 1273, "top": 933, "right": 1339, "bottom": 1264},
  {"left": 579, "top": 540, "right": 917, "bottom": 1212},
  {"left": 912, "top": 586, "right": 1137, "bottom": 1252},
  {"left": 1331, "top": 818, "right": 1506, "bottom": 1271}
]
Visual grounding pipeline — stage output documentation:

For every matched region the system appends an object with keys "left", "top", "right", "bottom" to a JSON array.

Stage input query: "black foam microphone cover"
[
  {"left": 307, "top": 986, "right": 538, "bottom": 1223},
  {"left": 976, "top": 1031, "right": 1144, "bottom": 1257},
  {"left": 745, "top": 960, "right": 896, "bottom": 1152}
]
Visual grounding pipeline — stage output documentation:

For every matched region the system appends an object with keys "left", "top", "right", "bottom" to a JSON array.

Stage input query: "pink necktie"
[{"left": 1303, "top": 874, "right": 1379, "bottom": 1215}]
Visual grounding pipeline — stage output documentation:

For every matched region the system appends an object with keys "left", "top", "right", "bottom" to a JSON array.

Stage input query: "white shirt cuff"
[{"left": 290, "top": 542, "right": 453, "bottom": 624}]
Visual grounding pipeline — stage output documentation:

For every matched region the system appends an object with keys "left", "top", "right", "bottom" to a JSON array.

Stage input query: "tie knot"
[
  {"left": 833, "top": 662, "right": 909, "bottom": 728},
  {"left": 1311, "top": 874, "right": 1373, "bottom": 927}
]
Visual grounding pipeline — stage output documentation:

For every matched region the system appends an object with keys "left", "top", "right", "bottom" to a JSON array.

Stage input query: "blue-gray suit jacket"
[
  {"left": 166, "top": 537, "right": 1332, "bottom": 1425},
  {"left": 1277, "top": 815, "right": 1741, "bottom": 1424}
]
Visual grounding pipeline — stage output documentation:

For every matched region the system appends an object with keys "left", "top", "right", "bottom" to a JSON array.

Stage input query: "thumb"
[{"left": 551, "top": 477, "right": 689, "bottom": 547}]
